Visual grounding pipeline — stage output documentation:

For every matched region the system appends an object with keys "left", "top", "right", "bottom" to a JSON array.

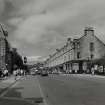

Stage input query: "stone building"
[
  {"left": 44, "top": 27, "right": 105, "bottom": 73},
  {"left": 0, "top": 24, "right": 12, "bottom": 72}
]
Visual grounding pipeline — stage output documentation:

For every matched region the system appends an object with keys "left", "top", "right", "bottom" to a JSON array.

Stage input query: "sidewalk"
[
  {"left": 0, "top": 75, "right": 47, "bottom": 105},
  {"left": 0, "top": 76, "right": 21, "bottom": 95},
  {"left": 61, "top": 73, "right": 105, "bottom": 79}
]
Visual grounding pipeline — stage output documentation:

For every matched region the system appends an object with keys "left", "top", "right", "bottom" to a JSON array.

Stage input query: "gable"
[{"left": 78, "top": 33, "right": 105, "bottom": 59}]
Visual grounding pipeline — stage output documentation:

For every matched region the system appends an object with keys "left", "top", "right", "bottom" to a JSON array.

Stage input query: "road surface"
[
  {"left": 38, "top": 74, "right": 105, "bottom": 105},
  {"left": 1, "top": 74, "right": 105, "bottom": 105}
]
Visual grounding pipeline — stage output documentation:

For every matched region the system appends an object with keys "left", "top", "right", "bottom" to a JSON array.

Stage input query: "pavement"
[
  {"left": 0, "top": 76, "right": 21, "bottom": 96},
  {"left": 0, "top": 75, "right": 48, "bottom": 105},
  {"left": 60, "top": 73, "right": 105, "bottom": 80}
]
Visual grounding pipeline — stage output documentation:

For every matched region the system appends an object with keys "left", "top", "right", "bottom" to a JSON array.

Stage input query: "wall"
[
  {"left": 79, "top": 29, "right": 105, "bottom": 60},
  {"left": 44, "top": 27, "right": 105, "bottom": 69}
]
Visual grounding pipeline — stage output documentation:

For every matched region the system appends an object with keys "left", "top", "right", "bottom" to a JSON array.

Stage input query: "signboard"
[{"left": 98, "top": 66, "right": 103, "bottom": 73}]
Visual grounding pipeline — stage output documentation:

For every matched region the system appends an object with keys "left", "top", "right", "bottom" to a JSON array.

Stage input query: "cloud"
[
  {"left": 8, "top": 0, "right": 79, "bottom": 45},
  {"left": 2, "top": 0, "right": 105, "bottom": 57},
  {"left": 27, "top": 56, "right": 41, "bottom": 62},
  {"left": 0, "top": 0, "right": 5, "bottom": 17}
]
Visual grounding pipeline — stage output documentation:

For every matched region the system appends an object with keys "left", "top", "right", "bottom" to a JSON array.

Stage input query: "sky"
[{"left": 1, "top": 0, "right": 105, "bottom": 62}]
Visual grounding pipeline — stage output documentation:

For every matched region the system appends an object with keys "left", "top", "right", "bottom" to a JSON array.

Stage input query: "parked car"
[
  {"left": 30, "top": 71, "right": 36, "bottom": 76},
  {"left": 41, "top": 70, "right": 48, "bottom": 76},
  {"left": 36, "top": 70, "right": 41, "bottom": 75}
]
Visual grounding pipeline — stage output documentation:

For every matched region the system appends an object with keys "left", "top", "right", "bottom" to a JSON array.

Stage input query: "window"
[
  {"left": 64, "top": 56, "right": 66, "bottom": 62},
  {"left": 77, "top": 42, "right": 80, "bottom": 49},
  {"left": 90, "top": 54, "right": 94, "bottom": 59},
  {"left": 90, "top": 42, "right": 94, "bottom": 52},
  {"left": 77, "top": 52, "right": 80, "bottom": 59},
  {"left": 73, "top": 42, "right": 75, "bottom": 49},
  {"left": 68, "top": 54, "right": 70, "bottom": 60}
]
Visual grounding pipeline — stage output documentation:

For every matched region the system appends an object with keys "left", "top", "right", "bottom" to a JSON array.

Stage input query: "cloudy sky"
[{"left": 1, "top": 0, "right": 105, "bottom": 62}]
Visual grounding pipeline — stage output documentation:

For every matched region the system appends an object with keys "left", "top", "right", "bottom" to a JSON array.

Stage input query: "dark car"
[
  {"left": 36, "top": 70, "right": 41, "bottom": 75},
  {"left": 41, "top": 71, "right": 48, "bottom": 76}
]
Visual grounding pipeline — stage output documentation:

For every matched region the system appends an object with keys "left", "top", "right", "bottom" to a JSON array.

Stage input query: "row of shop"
[
  {"left": 44, "top": 27, "right": 105, "bottom": 75},
  {"left": 45, "top": 59, "right": 105, "bottom": 75}
]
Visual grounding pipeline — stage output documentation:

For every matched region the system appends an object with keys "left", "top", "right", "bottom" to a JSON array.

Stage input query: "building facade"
[
  {"left": 44, "top": 27, "right": 105, "bottom": 73},
  {"left": 0, "top": 24, "right": 12, "bottom": 72}
]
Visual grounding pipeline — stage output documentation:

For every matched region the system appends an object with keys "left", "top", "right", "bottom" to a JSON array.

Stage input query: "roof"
[{"left": 78, "top": 28, "right": 105, "bottom": 47}]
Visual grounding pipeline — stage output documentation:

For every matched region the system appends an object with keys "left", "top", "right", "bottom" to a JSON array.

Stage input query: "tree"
[{"left": 11, "top": 48, "right": 23, "bottom": 72}]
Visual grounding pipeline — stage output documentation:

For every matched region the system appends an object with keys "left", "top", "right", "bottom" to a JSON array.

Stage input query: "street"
[
  {"left": 1, "top": 74, "right": 105, "bottom": 105},
  {"left": 1, "top": 1, "right": 105, "bottom": 105},
  {"left": 38, "top": 74, "right": 105, "bottom": 105}
]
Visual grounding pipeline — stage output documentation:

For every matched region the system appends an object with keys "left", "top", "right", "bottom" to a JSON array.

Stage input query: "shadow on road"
[
  {"left": 26, "top": 97, "right": 43, "bottom": 103},
  {"left": 0, "top": 86, "right": 43, "bottom": 105},
  {"left": 4, "top": 87, "right": 23, "bottom": 98}
]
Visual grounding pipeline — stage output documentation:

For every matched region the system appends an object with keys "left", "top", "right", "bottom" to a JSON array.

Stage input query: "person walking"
[
  {"left": 3, "top": 68, "right": 8, "bottom": 78},
  {"left": 20, "top": 69, "right": 23, "bottom": 76},
  {"left": 13, "top": 70, "right": 17, "bottom": 80},
  {"left": 91, "top": 66, "right": 95, "bottom": 75}
]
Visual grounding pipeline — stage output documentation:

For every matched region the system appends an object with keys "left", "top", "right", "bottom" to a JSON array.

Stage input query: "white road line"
[{"left": 36, "top": 76, "right": 49, "bottom": 105}]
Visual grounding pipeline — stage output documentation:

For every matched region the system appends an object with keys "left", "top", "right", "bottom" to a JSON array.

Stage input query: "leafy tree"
[{"left": 11, "top": 48, "right": 23, "bottom": 72}]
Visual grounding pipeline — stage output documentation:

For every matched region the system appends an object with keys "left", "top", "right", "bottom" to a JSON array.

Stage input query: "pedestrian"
[
  {"left": 13, "top": 70, "right": 17, "bottom": 80},
  {"left": 91, "top": 66, "right": 95, "bottom": 75},
  {"left": 20, "top": 69, "right": 23, "bottom": 76},
  {"left": 3, "top": 68, "right": 8, "bottom": 78},
  {"left": 0, "top": 70, "right": 2, "bottom": 77},
  {"left": 5, "top": 69, "right": 8, "bottom": 77}
]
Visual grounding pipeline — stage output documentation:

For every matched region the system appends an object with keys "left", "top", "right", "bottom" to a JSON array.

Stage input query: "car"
[
  {"left": 30, "top": 71, "right": 36, "bottom": 76},
  {"left": 36, "top": 70, "right": 41, "bottom": 75},
  {"left": 41, "top": 71, "right": 48, "bottom": 76}
]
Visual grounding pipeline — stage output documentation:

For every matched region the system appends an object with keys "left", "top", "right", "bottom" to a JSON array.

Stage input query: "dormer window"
[{"left": 77, "top": 42, "right": 80, "bottom": 49}]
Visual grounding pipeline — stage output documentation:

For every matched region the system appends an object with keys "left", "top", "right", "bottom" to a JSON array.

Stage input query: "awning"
[
  {"left": 92, "top": 58, "right": 105, "bottom": 65},
  {"left": 64, "top": 59, "right": 89, "bottom": 64}
]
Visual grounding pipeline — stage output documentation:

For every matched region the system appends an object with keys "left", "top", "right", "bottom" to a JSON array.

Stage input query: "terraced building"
[{"left": 44, "top": 27, "right": 105, "bottom": 73}]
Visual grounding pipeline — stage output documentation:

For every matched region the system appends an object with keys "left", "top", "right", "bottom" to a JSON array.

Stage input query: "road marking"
[{"left": 36, "top": 76, "right": 49, "bottom": 105}]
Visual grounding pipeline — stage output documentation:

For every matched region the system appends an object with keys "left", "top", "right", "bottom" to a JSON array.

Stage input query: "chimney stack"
[
  {"left": 84, "top": 27, "right": 94, "bottom": 36},
  {"left": 67, "top": 37, "right": 72, "bottom": 44}
]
